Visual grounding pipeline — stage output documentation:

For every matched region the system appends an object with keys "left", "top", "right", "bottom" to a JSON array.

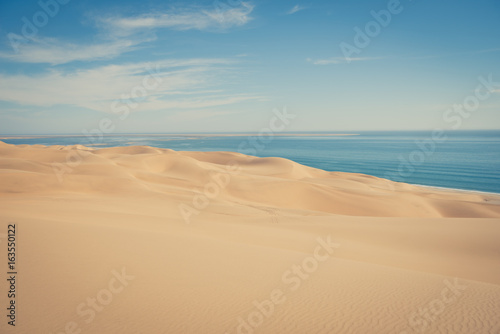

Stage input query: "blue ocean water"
[{"left": 2, "top": 131, "right": 499, "bottom": 194}]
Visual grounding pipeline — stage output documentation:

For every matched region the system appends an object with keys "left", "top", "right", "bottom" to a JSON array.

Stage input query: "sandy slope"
[{"left": 0, "top": 141, "right": 499, "bottom": 334}]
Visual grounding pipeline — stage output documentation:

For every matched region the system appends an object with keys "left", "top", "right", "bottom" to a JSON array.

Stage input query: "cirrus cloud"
[
  {"left": 99, "top": 2, "right": 255, "bottom": 36},
  {"left": 0, "top": 58, "right": 263, "bottom": 113},
  {"left": 0, "top": 2, "right": 255, "bottom": 65},
  {"left": 286, "top": 4, "right": 307, "bottom": 15}
]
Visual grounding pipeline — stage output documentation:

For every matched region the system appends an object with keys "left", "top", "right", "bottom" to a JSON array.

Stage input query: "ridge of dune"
[
  {"left": 1, "top": 141, "right": 500, "bottom": 334},
  {"left": 0, "top": 141, "right": 499, "bottom": 218}
]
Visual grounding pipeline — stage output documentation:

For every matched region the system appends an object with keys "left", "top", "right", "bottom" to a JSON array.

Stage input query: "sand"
[{"left": 0, "top": 140, "right": 499, "bottom": 334}]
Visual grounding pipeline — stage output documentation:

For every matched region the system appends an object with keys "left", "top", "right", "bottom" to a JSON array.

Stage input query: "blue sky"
[{"left": 0, "top": 0, "right": 499, "bottom": 134}]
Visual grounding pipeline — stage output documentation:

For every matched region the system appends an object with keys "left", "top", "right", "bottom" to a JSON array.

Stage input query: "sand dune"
[{"left": 0, "top": 141, "right": 499, "bottom": 334}]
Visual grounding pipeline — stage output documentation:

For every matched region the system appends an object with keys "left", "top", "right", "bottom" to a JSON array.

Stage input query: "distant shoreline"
[{"left": 0, "top": 133, "right": 360, "bottom": 140}]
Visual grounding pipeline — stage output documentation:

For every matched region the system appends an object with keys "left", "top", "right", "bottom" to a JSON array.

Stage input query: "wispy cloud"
[
  {"left": 404, "top": 47, "right": 500, "bottom": 60},
  {"left": 286, "top": 4, "right": 306, "bottom": 15},
  {"left": 0, "top": 36, "right": 151, "bottom": 65},
  {"left": 306, "top": 57, "right": 382, "bottom": 65},
  {"left": 0, "top": 2, "right": 255, "bottom": 65},
  {"left": 101, "top": 2, "right": 254, "bottom": 36},
  {"left": 0, "top": 58, "right": 262, "bottom": 113},
  {"left": 307, "top": 47, "right": 500, "bottom": 66}
]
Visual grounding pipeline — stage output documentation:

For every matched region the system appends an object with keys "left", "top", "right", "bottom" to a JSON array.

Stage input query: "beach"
[{"left": 1, "top": 141, "right": 499, "bottom": 333}]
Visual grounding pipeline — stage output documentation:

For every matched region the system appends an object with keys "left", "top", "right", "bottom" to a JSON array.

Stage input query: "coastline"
[
  {"left": 412, "top": 183, "right": 500, "bottom": 197},
  {"left": 1, "top": 139, "right": 499, "bottom": 213},
  {"left": 0, "top": 140, "right": 498, "bottom": 197},
  {"left": 0, "top": 133, "right": 360, "bottom": 140}
]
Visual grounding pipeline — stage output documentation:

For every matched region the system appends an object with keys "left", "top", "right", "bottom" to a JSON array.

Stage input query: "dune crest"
[{"left": 0, "top": 141, "right": 499, "bottom": 218}]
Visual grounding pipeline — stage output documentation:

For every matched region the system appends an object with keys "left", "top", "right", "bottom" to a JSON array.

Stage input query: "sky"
[{"left": 0, "top": 0, "right": 499, "bottom": 134}]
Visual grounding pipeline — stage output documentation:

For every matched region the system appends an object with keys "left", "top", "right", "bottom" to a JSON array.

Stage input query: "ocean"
[{"left": 2, "top": 130, "right": 499, "bottom": 194}]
